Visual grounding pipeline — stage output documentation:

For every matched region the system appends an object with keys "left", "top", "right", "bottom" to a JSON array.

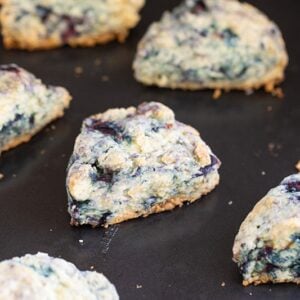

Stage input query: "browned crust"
[
  {"left": 134, "top": 61, "right": 287, "bottom": 96},
  {"left": 0, "top": 92, "right": 72, "bottom": 154},
  {"left": 243, "top": 274, "right": 300, "bottom": 286},
  {"left": 2, "top": 31, "right": 129, "bottom": 51},
  {"left": 71, "top": 171, "right": 220, "bottom": 227},
  {"left": 0, "top": 133, "right": 34, "bottom": 153}
]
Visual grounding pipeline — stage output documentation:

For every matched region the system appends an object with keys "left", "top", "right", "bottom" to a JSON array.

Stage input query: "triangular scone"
[
  {"left": 0, "top": 0, "right": 144, "bottom": 50},
  {"left": 67, "top": 102, "right": 221, "bottom": 227},
  {"left": 133, "top": 0, "right": 288, "bottom": 92},
  {"left": 0, "top": 253, "right": 119, "bottom": 299},
  {"left": 233, "top": 174, "right": 300, "bottom": 286},
  {"left": 0, "top": 64, "right": 71, "bottom": 155}
]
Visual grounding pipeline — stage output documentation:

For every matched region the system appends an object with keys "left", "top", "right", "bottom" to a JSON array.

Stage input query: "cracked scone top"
[
  {"left": 233, "top": 174, "right": 300, "bottom": 286},
  {"left": 0, "top": 0, "right": 144, "bottom": 50},
  {"left": 133, "top": 0, "right": 288, "bottom": 92},
  {"left": 67, "top": 102, "right": 221, "bottom": 227},
  {"left": 0, "top": 64, "right": 71, "bottom": 155},
  {"left": 0, "top": 252, "right": 119, "bottom": 299}
]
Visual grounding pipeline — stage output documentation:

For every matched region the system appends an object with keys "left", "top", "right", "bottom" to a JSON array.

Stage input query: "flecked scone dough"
[
  {"left": 0, "top": 253, "right": 119, "bottom": 299},
  {"left": 0, "top": 0, "right": 144, "bottom": 50},
  {"left": 133, "top": 0, "right": 288, "bottom": 92},
  {"left": 233, "top": 174, "right": 300, "bottom": 286},
  {"left": 67, "top": 102, "right": 221, "bottom": 227},
  {"left": 0, "top": 64, "right": 71, "bottom": 155}
]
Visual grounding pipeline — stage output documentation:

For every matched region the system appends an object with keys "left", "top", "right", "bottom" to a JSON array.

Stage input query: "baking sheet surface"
[{"left": 0, "top": 1, "right": 299, "bottom": 299}]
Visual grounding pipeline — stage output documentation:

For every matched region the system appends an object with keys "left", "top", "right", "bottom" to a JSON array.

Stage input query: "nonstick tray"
[{"left": 0, "top": 0, "right": 299, "bottom": 299}]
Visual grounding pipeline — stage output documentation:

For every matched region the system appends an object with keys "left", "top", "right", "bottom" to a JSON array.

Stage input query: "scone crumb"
[
  {"left": 265, "top": 81, "right": 284, "bottom": 98},
  {"left": 245, "top": 89, "right": 254, "bottom": 96},
  {"left": 268, "top": 142, "right": 282, "bottom": 157},
  {"left": 90, "top": 266, "right": 95, "bottom": 270},
  {"left": 74, "top": 66, "right": 83, "bottom": 77},
  {"left": 221, "top": 282, "right": 226, "bottom": 287},
  {"left": 228, "top": 201, "right": 233, "bottom": 206},
  {"left": 272, "top": 87, "right": 284, "bottom": 99},
  {"left": 136, "top": 284, "right": 142, "bottom": 289},
  {"left": 94, "top": 59, "right": 102, "bottom": 66},
  {"left": 266, "top": 105, "right": 273, "bottom": 112},
  {"left": 0, "top": 173, "right": 4, "bottom": 180},
  {"left": 79, "top": 239, "right": 84, "bottom": 245},
  {"left": 296, "top": 161, "right": 300, "bottom": 172},
  {"left": 213, "top": 89, "right": 222, "bottom": 99},
  {"left": 101, "top": 75, "right": 110, "bottom": 82}
]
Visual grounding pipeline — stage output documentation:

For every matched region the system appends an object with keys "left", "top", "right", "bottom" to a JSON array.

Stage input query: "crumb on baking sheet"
[
  {"left": 74, "top": 66, "right": 83, "bottom": 77},
  {"left": 213, "top": 89, "right": 222, "bottom": 99},
  {"left": 51, "top": 124, "right": 56, "bottom": 130},
  {"left": 253, "top": 150, "right": 262, "bottom": 158},
  {"left": 261, "top": 171, "right": 266, "bottom": 176},
  {"left": 265, "top": 83, "right": 284, "bottom": 99},
  {"left": 94, "top": 58, "right": 102, "bottom": 66},
  {"left": 90, "top": 265, "right": 95, "bottom": 270},
  {"left": 245, "top": 89, "right": 254, "bottom": 96},
  {"left": 228, "top": 201, "right": 233, "bottom": 206},
  {"left": 0, "top": 173, "right": 4, "bottom": 180},
  {"left": 101, "top": 75, "right": 110, "bottom": 82},
  {"left": 296, "top": 161, "right": 300, "bottom": 172},
  {"left": 268, "top": 142, "right": 282, "bottom": 157},
  {"left": 79, "top": 239, "right": 84, "bottom": 245},
  {"left": 136, "top": 284, "right": 142, "bottom": 289},
  {"left": 221, "top": 282, "right": 226, "bottom": 287},
  {"left": 272, "top": 87, "right": 284, "bottom": 99}
]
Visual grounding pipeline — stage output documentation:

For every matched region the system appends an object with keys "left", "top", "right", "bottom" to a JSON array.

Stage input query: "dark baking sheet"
[{"left": 0, "top": 0, "right": 299, "bottom": 299}]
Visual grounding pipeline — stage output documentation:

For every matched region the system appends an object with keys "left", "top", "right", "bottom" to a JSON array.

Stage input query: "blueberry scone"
[
  {"left": 133, "top": 0, "right": 288, "bottom": 93},
  {"left": 0, "top": 64, "right": 71, "bottom": 155},
  {"left": 0, "top": 252, "right": 119, "bottom": 299},
  {"left": 0, "top": 0, "right": 144, "bottom": 50},
  {"left": 233, "top": 174, "right": 300, "bottom": 286},
  {"left": 67, "top": 102, "right": 221, "bottom": 227}
]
